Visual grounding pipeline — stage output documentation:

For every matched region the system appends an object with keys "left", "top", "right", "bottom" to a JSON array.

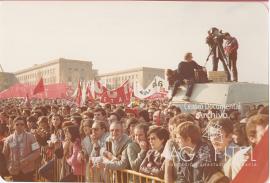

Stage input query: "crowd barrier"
[
  {"left": 3, "top": 146, "right": 165, "bottom": 183},
  {"left": 109, "top": 169, "right": 165, "bottom": 183}
]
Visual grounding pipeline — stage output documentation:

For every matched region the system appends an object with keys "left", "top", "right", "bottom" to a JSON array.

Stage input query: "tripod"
[{"left": 204, "top": 40, "right": 232, "bottom": 81}]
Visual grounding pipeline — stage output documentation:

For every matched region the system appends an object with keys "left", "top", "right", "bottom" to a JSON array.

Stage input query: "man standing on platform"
[{"left": 224, "top": 32, "right": 239, "bottom": 82}]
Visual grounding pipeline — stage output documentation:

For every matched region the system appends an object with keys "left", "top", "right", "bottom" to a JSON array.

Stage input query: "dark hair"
[
  {"left": 0, "top": 123, "right": 9, "bottom": 136},
  {"left": 233, "top": 123, "right": 249, "bottom": 146},
  {"left": 224, "top": 32, "right": 231, "bottom": 37},
  {"left": 114, "top": 108, "right": 126, "bottom": 119},
  {"left": 104, "top": 103, "right": 111, "bottom": 110},
  {"left": 169, "top": 113, "right": 195, "bottom": 126},
  {"left": 50, "top": 114, "right": 63, "bottom": 132},
  {"left": 138, "top": 110, "right": 150, "bottom": 122},
  {"left": 67, "top": 126, "right": 81, "bottom": 142},
  {"left": 209, "top": 118, "right": 234, "bottom": 137},
  {"left": 94, "top": 108, "right": 106, "bottom": 117},
  {"left": 13, "top": 116, "right": 26, "bottom": 125},
  {"left": 71, "top": 115, "right": 82, "bottom": 126},
  {"left": 134, "top": 123, "right": 149, "bottom": 137},
  {"left": 92, "top": 121, "right": 108, "bottom": 132},
  {"left": 80, "top": 119, "right": 94, "bottom": 138},
  {"left": 147, "top": 126, "right": 170, "bottom": 146},
  {"left": 176, "top": 122, "right": 201, "bottom": 145},
  {"left": 23, "top": 109, "right": 31, "bottom": 116},
  {"left": 229, "top": 111, "right": 241, "bottom": 123},
  {"left": 258, "top": 106, "right": 269, "bottom": 115},
  {"left": 38, "top": 116, "right": 49, "bottom": 125},
  {"left": 173, "top": 107, "right": 181, "bottom": 114},
  {"left": 126, "top": 118, "right": 139, "bottom": 134},
  {"left": 27, "top": 115, "right": 37, "bottom": 123},
  {"left": 82, "top": 111, "right": 94, "bottom": 119}
]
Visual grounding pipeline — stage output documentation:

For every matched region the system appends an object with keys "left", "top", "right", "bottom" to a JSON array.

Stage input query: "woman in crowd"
[
  {"left": 139, "top": 126, "right": 170, "bottom": 178},
  {"left": 33, "top": 116, "right": 51, "bottom": 147},
  {"left": 60, "top": 124, "right": 85, "bottom": 182},
  {"left": 38, "top": 114, "right": 65, "bottom": 181}
]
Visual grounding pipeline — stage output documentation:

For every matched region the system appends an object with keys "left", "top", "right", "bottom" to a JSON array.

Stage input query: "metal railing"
[{"left": 108, "top": 169, "right": 165, "bottom": 183}]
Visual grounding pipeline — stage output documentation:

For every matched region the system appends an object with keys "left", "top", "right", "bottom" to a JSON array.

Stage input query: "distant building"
[
  {"left": 0, "top": 72, "right": 18, "bottom": 91},
  {"left": 15, "top": 58, "right": 96, "bottom": 88},
  {"left": 97, "top": 67, "right": 165, "bottom": 89}
]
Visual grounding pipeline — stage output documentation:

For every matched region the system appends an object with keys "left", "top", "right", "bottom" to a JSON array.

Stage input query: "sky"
[{"left": 0, "top": 1, "right": 268, "bottom": 84}]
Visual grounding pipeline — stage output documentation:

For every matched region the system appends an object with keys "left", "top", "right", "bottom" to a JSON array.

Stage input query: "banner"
[
  {"left": 100, "top": 80, "right": 132, "bottom": 104},
  {"left": 90, "top": 80, "right": 107, "bottom": 99},
  {"left": 134, "top": 76, "right": 168, "bottom": 99},
  {"left": 0, "top": 83, "right": 69, "bottom": 99}
]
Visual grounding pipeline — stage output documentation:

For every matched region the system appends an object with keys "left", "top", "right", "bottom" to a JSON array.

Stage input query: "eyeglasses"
[{"left": 16, "top": 123, "right": 24, "bottom": 126}]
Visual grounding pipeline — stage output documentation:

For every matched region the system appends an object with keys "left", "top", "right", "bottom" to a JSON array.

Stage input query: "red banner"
[
  {"left": 100, "top": 80, "right": 132, "bottom": 104},
  {"left": 0, "top": 83, "right": 70, "bottom": 99},
  {"left": 232, "top": 128, "right": 269, "bottom": 183}
]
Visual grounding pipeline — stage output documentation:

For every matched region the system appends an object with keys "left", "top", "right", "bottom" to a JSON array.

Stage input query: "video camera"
[{"left": 206, "top": 27, "right": 226, "bottom": 48}]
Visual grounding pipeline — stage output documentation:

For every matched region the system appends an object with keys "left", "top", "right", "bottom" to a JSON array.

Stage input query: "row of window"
[
  {"left": 17, "top": 68, "right": 56, "bottom": 81},
  {"left": 105, "top": 74, "right": 138, "bottom": 83},
  {"left": 68, "top": 68, "right": 85, "bottom": 72},
  {"left": 18, "top": 76, "right": 56, "bottom": 84}
]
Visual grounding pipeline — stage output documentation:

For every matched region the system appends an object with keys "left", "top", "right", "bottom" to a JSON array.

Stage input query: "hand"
[
  {"left": 96, "top": 162, "right": 105, "bottom": 169},
  {"left": 77, "top": 151, "right": 85, "bottom": 163},
  {"left": 103, "top": 151, "right": 113, "bottom": 160},
  {"left": 90, "top": 134, "right": 98, "bottom": 144},
  {"left": 139, "top": 141, "right": 148, "bottom": 151},
  {"left": 89, "top": 159, "right": 93, "bottom": 167}
]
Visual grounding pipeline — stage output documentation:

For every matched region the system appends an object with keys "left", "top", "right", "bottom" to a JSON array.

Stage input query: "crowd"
[{"left": 0, "top": 97, "right": 268, "bottom": 183}]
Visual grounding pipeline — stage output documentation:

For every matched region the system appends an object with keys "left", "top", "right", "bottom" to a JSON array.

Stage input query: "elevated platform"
[{"left": 171, "top": 82, "right": 268, "bottom": 113}]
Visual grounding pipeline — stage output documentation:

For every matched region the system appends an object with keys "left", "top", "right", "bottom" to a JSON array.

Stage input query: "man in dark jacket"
[
  {"left": 224, "top": 33, "right": 239, "bottom": 82},
  {"left": 170, "top": 52, "right": 203, "bottom": 102}
]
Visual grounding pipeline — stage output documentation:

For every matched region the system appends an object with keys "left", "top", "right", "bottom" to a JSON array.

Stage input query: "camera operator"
[
  {"left": 206, "top": 27, "right": 231, "bottom": 81},
  {"left": 224, "top": 32, "right": 239, "bottom": 82}
]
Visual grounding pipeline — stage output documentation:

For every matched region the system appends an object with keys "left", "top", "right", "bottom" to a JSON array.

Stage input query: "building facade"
[
  {"left": 15, "top": 58, "right": 95, "bottom": 88},
  {"left": 97, "top": 67, "right": 165, "bottom": 89}
]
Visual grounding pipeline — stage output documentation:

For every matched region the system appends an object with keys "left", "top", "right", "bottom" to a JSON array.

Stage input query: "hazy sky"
[{"left": 0, "top": 1, "right": 268, "bottom": 84}]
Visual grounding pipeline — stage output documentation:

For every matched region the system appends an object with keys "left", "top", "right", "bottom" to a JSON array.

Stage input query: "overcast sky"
[{"left": 0, "top": 1, "right": 268, "bottom": 84}]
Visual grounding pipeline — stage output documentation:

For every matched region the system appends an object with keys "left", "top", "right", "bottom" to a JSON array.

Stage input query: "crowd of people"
[{"left": 0, "top": 97, "right": 268, "bottom": 182}]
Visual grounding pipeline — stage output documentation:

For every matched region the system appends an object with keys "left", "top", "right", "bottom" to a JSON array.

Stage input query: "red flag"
[
  {"left": 86, "top": 84, "right": 94, "bottom": 102},
  {"left": 100, "top": 80, "right": 131, "bottom": 104},
  {"left": 232, "top": 128, "right": 269, "bottom": 183},
  {"left": 33, "top": 78, "right": 45, "bottom": 95},
  {"left": 75, "top": 81, "right": 82, "bottom": 106}
]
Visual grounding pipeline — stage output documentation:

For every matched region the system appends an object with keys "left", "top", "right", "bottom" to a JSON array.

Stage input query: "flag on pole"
[
  {"left": 86, "top": 82, "right": 94, "bottom": 102},
  {"left": 33, "top": 77, "right": 45, "bottom": 95},
  {"left": 75, "top": 81, "right": 82, "bottom": 106}
]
